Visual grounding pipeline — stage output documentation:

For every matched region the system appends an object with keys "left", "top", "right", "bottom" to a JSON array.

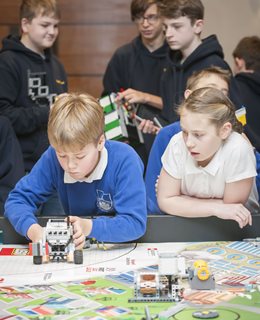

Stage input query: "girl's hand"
[{"left": 215, "top": 203, "right": 252, "bottom": 228}]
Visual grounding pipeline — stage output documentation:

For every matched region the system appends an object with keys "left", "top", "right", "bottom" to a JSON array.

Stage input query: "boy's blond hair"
[
  {"left": 186, "top": 67, "right": 231, "bottom": 91},
  {"left": 48, "top": 93, "right": 104, "bottom": 152},
  {"left": 20, "top": 0, "right": 60, "bottom": 21}
]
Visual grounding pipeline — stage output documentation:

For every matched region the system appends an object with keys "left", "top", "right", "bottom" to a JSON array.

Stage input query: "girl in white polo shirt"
[{"left": 157, "top": 87, "right": 259, "bottom": 228}]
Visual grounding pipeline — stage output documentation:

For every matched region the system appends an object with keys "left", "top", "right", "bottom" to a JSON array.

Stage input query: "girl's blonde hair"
[
  {"left": 48, "top": 93, "right": 104, "bottom": 151},
  {"left": 177, "top": 87, "right": 243, "bottom": 133}
]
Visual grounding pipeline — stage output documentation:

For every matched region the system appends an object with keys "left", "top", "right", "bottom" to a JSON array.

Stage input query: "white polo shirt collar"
[
  {"left": 185, "top": 145, "right": 222, "bottom": 176},
  {"left": 64, "top": 147, "right": 108, "bottom": 183}
]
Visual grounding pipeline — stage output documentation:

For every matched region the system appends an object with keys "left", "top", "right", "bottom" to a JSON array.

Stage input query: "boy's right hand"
[
  {"left": 215, "top": 203, "right": 252, "bottom": 228},
  {"left": 27, "top": 223, "right": 43, "bottom": 243},
  {"left": 69, "top": 216, "right": 93, "bottom": 249},
  {"left": 115, "top": 88, "right": 145, "bottom": 105},
  {"left": 138, "top": 119, "right": 160, "bottom": 135}
]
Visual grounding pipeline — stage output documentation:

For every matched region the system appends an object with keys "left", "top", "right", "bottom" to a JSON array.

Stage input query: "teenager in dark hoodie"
[
  {"left": 233, "top": 36, "right": 260, "bottom": 153},
  {"left": 0, "top": 0, "right": 67, "bottom": 173},
  {"left": 102, "top": 0, "right": 168, "bottom": 165},
  {"left": 158, "top": 0, "right": 232, "bottom": 124},
  {"left": 0, "top": 116, "right": 24, "bottom": 214}
]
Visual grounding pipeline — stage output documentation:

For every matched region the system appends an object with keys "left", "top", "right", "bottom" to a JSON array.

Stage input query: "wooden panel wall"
[{"left": 0, "top": 0, "right": 136, "bottom": 97}]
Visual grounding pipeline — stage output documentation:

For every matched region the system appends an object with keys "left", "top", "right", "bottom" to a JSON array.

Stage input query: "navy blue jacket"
[
  {"left": 103, "top": 35, "right": 168, "bottom": 119},
  {"left": 234, "top": 72, "right": 260, "bottom": 152},
  {"left": 0, "top": 116, "right": 24, "bottom": 214},
  {"left": 0, "top": 35, "right": 67, "bottom": 171},
  {"left": 160, "top": 35, "right": 231, "bottom": 123}
]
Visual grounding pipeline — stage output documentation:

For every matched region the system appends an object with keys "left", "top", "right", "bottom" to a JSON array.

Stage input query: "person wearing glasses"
[{"left": 102, "top": 0, "right": 168, "bottom": 166}]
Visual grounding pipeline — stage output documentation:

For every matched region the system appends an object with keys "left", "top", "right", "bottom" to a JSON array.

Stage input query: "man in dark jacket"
[
  {"left": 233, "top": 36, "right": 260, "bottom": 152},
  {"left": 159, "top": 0, "right": 232, "bottom": 124},
  {"left": 0, "top": 0, "right": 67, "bottom": 214},
  {"left": 0, "top": 0, "right": 67, "bottom": 172},
  {"left": 0, "top": 117, "right": 24, "bottom": 214},
  {"left": 102, "top": 0, "right": 169, "bottom": 165}
]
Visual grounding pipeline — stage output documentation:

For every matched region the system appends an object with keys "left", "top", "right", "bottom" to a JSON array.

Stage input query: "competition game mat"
[{"left": 0, "top": 241, "right": 259, "bottom": 319}]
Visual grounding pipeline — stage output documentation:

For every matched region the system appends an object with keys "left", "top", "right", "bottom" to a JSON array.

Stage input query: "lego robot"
[{"left": 32, "top": 218, "right": 83, "bottom": 265}]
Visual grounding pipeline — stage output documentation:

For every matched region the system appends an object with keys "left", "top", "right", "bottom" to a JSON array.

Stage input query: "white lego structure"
[
  {"left": 32, "top": 218, "right": 83, "bottom": 265},
  {"left": 129, "top": 252, "right": 187, "bottom": 302}
]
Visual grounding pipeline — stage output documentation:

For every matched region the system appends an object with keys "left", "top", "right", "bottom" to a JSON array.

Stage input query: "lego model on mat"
[
  {"left": 188, "top": 259, "right": 215, "bottom": 290},
  {"left": 129, "top": 252, "right": 187, "bottom": 303},
  {"left": 31, "top": 218, "right": 83, "bottom": 265}
]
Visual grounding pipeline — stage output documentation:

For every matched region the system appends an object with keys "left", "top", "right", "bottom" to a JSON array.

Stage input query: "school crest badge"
[{"left": 96, "top": 190, "right": 113, "bottom": 212}]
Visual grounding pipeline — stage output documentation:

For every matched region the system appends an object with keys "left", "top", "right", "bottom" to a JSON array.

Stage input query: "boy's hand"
[
  {"left": 214, "top": 203, "right": 252, "bottom": 228},
  {"left": 68, "top": 216, "right": 93, "bottom": 249},
  {"left": 138, "top": 119, "right": 160, "bottom": 135},
  {"left": 115, "top": 88, "right": 146, "bottom": 105},
  {"left": 27, "top": 223, "right": 43, "bottom": 243}
]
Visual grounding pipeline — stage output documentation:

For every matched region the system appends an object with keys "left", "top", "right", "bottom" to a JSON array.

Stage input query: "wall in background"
[
  {"left": 203, "top": 0, "right": 260, "bottom": 70},
  {"left": 0, "top": 0, "right": 259, "bottom": 98}
]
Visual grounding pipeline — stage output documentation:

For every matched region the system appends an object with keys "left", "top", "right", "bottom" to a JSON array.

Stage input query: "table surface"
[
  {"left": 1, "top": 214, "right": 260, "bottom": 244},
  {"left": 0, "top": 241, "right": 260, "bottom": 319}
]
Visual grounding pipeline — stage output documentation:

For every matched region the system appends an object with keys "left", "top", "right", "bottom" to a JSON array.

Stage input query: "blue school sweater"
[
  {"left": 5, "top": 140, "right": 147, "bottom": 242},
  {"left": 145, "top": 122, "right": 181, "bottom": 213}
]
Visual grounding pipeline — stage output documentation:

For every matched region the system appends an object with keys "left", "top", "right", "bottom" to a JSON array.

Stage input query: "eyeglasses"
[{"left": 135, "top": 14, "right": 160, "bottom": 24}]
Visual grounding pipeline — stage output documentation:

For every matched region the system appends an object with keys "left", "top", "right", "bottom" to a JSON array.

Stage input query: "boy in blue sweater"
[{"left": 5, "top": 93, "right": 147, "bottom": 248}]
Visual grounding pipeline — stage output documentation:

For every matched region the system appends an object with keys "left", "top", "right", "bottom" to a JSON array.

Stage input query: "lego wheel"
[
  {"left": 67, "top": 252, "right": 74, "bottom": 263},
  {"left": 197, "top": 266, "right": 210, "bottom": 281},
  {"left": 74, "top": 249, "right": 83, "bottom": 264},
  {"left": 33, "top": 255, "right": 43, "bottom": 265}
]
